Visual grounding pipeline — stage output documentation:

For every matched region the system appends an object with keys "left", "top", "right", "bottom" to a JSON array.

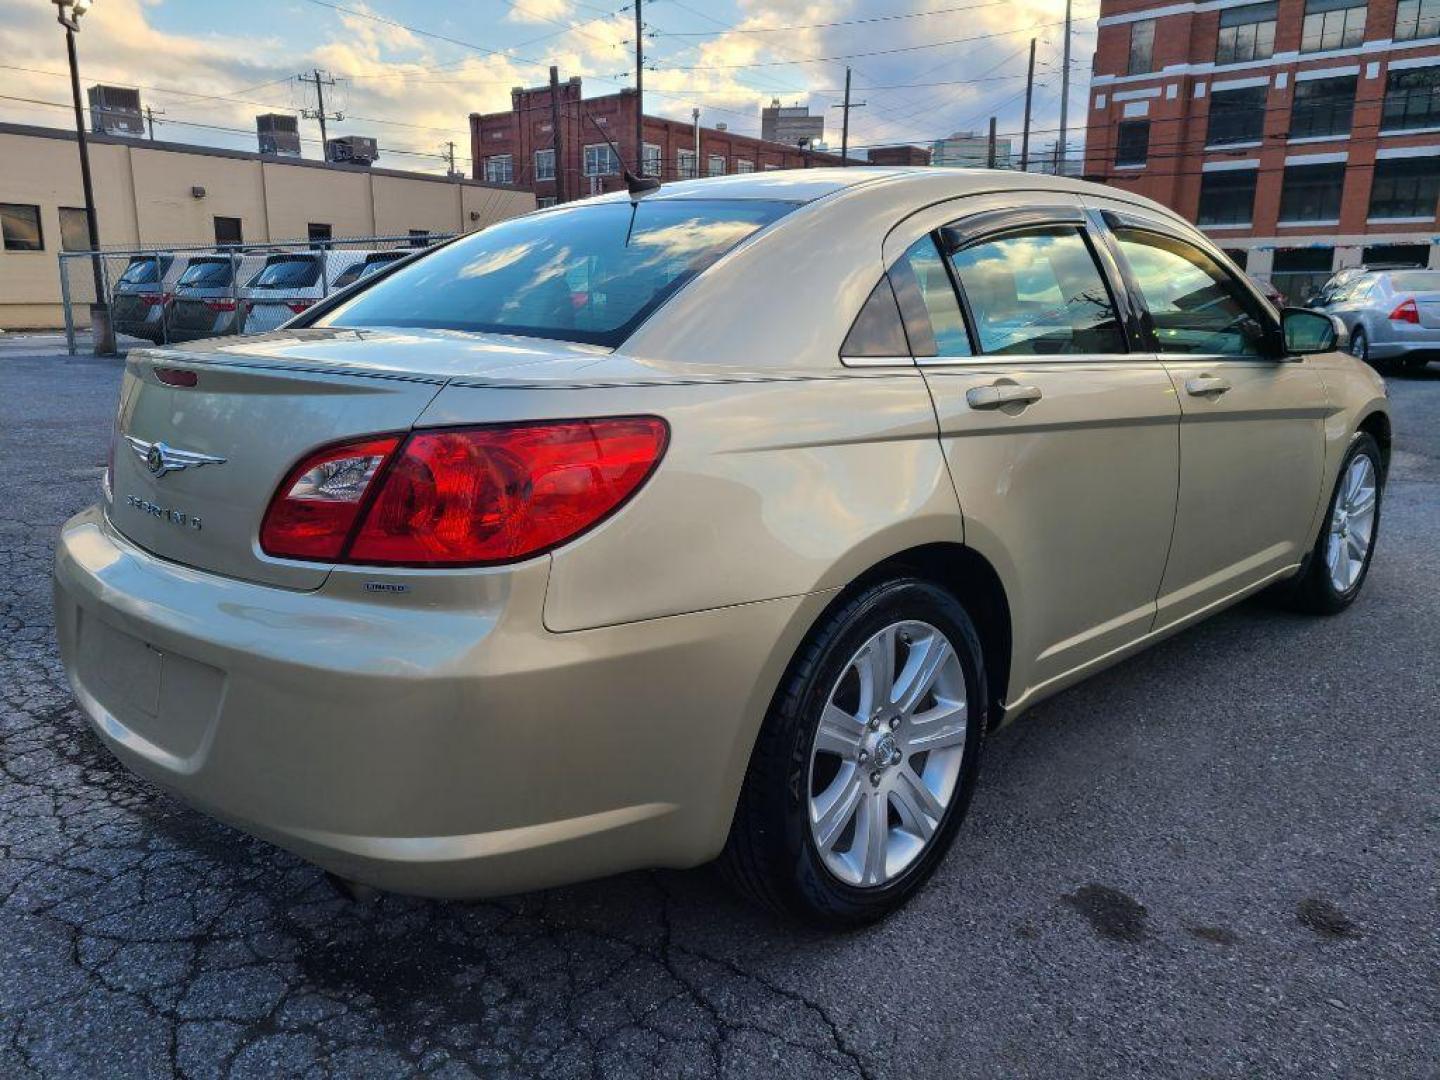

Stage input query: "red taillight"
[
  {"left": 286, "top": 300, "right": 314, "bottom": 314},
  {"left": 260, "top": 418, "right": 668, "bottom": 566},
  {"left": 1389, "top": 298, "right": 1420, "bottom": 324},
  {"left": 204, "top": 299, "right": 237, "bottom": 312},
  {"left": 139, "top": 292, "right": 164, "bottom": 307},
  {"left": 154, "top": 367, "right": 198, "bottom": 387},
  {"left": 260, "top": 436, "right": 402, "bottom": 560}
]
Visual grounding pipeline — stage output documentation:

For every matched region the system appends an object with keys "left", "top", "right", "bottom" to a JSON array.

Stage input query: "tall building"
[
  {"left": 760, "top": 99, "right": 825, "bottom": 147},
  {"left": 471, "top": 79, "right": 839, "bottom": 205},
  {"left": 1086, "top": 0, "right": 1440, "bottom": 300},
  {"left": 932, "top": 130, "right": 1013, "bottom": 168}
]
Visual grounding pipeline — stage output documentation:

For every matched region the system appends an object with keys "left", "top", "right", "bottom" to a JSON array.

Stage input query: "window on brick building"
[
  {"left": 1395, "top": 0, "right": 1440, "bottom": 40},
  {"left": 534, "top": 148, "right": 555, "bottom": 182},
  {"left": 1271, "top": 248, "right": 1334, "bottom": 303},
  {"left": 707, "top": 154, "right": 726, "bottom": 176},
  {"left": 1369, "top": 155, "right": 1440, "bottom": 219},
  {"left": 537, "top": 197, "right": 557, "bottom": 209},
  {"left": 485, "top": 154, "right": 514, "bottom": 184},
  {"left": 1216, "top": 3, "right": 1277, "bottom": 64},
  {"left": 1222, "top": 248, "right": 1250, "bottom": 270},
  {"left": 1289, "top": 75, "right": 1357, "bottom": 138},
  {"left": 1127, "top": 19, "right": 1156, "bottom": 75},
  {"left": 1300, "top": 0, "right": 1366, "bottom": 52},
  {"left": 1197, "top": 169, "right": 1258, "bottom": 225},
  {"left": 1206, "top": 85, "right": 1267, "bottom": 145},
  {"left": 678, "top": 149, "right": 698, "bottom": 178},
  {"left": 1115, "top": 120, "right": 1150, "bottom": 165},
  {"left": 583, "top": 144, "right": 619, "bottom": 176},
  {"left": 736, "top": 159, "right": 755, "bottom": 173},
  {"left": 642, "top": 143, "right": 662, "bottom": 176},
  {"left": 1381, "top": 66, "right": 1440, "bottom": 131},
  {"left": 1278, "top": 162, "right": 1346, "bottom": 222}
]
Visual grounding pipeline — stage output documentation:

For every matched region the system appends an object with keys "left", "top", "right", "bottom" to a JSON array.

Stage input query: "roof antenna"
[{"left": 584, "top": 111, "right": 660, "bottom": 198}]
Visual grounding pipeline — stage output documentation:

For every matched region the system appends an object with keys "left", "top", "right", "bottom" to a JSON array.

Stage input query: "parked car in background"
[
  {"left": 241, "top": 251, "right": 370, "bottom": 333},
  {"left": 331, "top": 249, "right": 411, "bottom": 289},
  {"left": 1308, "top": 262, "right": 1427, "bottom": 309},
  {"left": 168, "top": 254, "right": 267, "bottom": 342},
  {"left": 1323, "top": 268, "right": 1440, "bottom": 373},
  {"left": 111, "top": 254, "right": 199, "bottom": 344}
]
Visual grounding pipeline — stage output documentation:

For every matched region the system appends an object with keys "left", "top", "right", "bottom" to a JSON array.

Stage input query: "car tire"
[
  {"left": 1280, "top": 432, "right": 1384, "bottom": 615},
  {"left": 1349, "top": 328, "right": 1371, "bottom": 366},
  {"left": 721, "top": 576, "right": 988, "bottom": 928}
]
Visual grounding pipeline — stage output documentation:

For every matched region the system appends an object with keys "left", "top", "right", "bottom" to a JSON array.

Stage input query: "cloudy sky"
[{"left": 0, "top": 0, "right": 1097, "bottom": 175}]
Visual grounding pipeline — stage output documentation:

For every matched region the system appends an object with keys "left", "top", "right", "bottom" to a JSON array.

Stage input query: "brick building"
[
  {"left": 868, "top": 144, "right": 933, "bottom": 166},
  {"left": 470, "top": 78, "right": 841, "bottom": 206},
  {"left": 1085, "top": 0, "right": 1440, "bottom": 299}
]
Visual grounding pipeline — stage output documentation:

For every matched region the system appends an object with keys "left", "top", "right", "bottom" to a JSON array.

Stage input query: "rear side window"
[
  {"left": 251, "top": 257, "right": 321, "bottom": 289},
  {"left": 950, "top": 228, "right": 1126, "bottom": 355},
  {"left": 318, "top": 199, "right": 796, "bottom": 347},
  {"left": 177, "top": 260, "right": 232, "bottom": 287}
]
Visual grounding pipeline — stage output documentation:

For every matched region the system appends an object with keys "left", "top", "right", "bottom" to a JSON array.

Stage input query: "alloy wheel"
[
  {"left": 807, "top": 620, "right": 968, "bottom": 887},
  {"left": 1326, "top": 454, "right": 1378, "bottom": 593}
]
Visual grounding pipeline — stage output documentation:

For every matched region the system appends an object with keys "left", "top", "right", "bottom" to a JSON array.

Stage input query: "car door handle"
[
  {"left": 1185, "top": 375, "right": 1232, "bottom": 397},
  {"left": 966, "top": 383, "right": 1043, "bottom": 410}
]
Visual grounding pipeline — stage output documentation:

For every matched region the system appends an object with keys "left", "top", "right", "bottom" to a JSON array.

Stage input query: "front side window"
[
  {"left": 1198, "top": 169, "right": 1258, "bottom": 225},
  {"left": 1279, "top": 162, "right": 1346, "bottom": 221},
  {"left": 1114, "top": 229, "right": 1264, "bottom": 356},
  {"left": 1290, "top": 75, "right": 1357, "bottom": 138},
  {"left": 534, "top": 148, "right": 555, "bottom": 182},
  {"left": 1369, "top": 156, "right": 1440, "bottom": 218},
  {"left": 1, "top": 203, "right": 43, "bottom": 251},
  {"left": 1207, "top": 85, "right": 1267, "bottom": 145},
  {"left": 948, "top": 227, "right": 1125, "bottom": 356},
  {"left": 1382, "top": 66, "right": 1440, "bottom": 131},
  {"left": 318, "top": 199, "right": 796, "bottom": 348},
  {"left": 1115, "top": 120, "right": 1150, "bottom": 165},
  {"left": 892, "top": 236, "right": 971, "bottom": 357},
  {"left": 1128, "top": 19, "right": 1156, "bottom": 74},
  {"left": 582, "top": 144, "right": 618, "bottom": 177},
  {"left": 1301, "top": 0, "right": 1367, "bottom": 52},
  {"left": 1395, "top": 0, "right": 1440, "bottom": 39},
  {"left": 485, "top": 154, "right": 515, "bottom": 184},
  {"left": 1216, "top": 2, "right": 1277, "bottom": 63}
]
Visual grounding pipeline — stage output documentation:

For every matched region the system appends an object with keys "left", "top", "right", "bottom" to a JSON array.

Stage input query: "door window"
[
  {"left": 891, "top": 236, "right": 971, "bottom": 356},
  {"left": 1114, "top": 229, "right": 1265, "bottom": 356},
  {"left": 949, "top": 227, "right": 1126, "bottom": 355}
]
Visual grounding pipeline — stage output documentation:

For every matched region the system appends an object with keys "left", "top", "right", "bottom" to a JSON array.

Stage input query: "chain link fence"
[{"left": 57, "top": 234, "right": 453, "bottom": 355}]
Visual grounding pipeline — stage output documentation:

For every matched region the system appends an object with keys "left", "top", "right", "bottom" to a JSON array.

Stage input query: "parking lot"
[{"left": 1, "top": 345, "right": 1436, "bottom": 1079}]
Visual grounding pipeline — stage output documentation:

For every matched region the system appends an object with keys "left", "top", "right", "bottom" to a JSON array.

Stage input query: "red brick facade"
[
  {"left": 471, "top": 78, "right": 840, "bottom": 204},
  {"left": 868, "top": 145, "right": 933, "bottom": 166},
  {"left": 1085, "top": 0, "right": 1440, "bottom": 292}
]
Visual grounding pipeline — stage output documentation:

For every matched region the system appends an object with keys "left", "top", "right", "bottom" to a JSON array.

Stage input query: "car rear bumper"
[{"left": 53, "top": 505, "right": 820, "bottom": 898}]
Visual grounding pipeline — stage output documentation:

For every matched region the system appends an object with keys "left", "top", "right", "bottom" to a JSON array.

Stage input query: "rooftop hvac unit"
[
  {"left": 87, "top": 85, "right": 144, "bottom": 138},
  {"left": 257, "top": 114, "right": 301, "bottom": 157},
  {"left": 326, "top": 135, "right": 378, "bottom": 166}
]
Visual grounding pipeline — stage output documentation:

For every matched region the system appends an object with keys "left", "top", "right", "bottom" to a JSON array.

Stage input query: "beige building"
[{"left": 0, "top": 122, "right": 534, "bottom": 329}]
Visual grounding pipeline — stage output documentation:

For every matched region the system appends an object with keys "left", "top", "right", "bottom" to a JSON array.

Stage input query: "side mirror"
[{"left": 1281, "top": 306, "right": 1345, "bottom": 356}]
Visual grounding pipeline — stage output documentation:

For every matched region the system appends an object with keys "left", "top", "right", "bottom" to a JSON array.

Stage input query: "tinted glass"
[
  {"left": 320, "top": 199, "right": 796, "bottom": 347},
  {"left": 950, "top": 228, "right": 1125, "bottom": 355},
  {"left": 895, "top": 236, "right": 971, "bottom": 356},
  {"left": 177, "top": 260, "right": 232, "bottom": 287},
  {"left": 840, "top": 277, "right": 910, "bottom": 358},
  {"left": 117, "top": 256, "right": 172, "bottom": 285},
  {"left": 1115, "top": 230, "right": 1264, "bottom": 356},
  {"left": 251, "top": 257, "right": 321, "bottom": 289}
]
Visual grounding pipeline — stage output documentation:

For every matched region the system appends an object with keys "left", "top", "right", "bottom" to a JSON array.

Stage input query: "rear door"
[
  {"left": 1091, "top": 203, "right": 1328, "bottom": 628},
  {"left": 886, "top": 195, "right": 1182, "bottom": 699}
]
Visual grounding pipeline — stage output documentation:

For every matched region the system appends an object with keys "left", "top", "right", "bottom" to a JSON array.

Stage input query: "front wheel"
[
  {"left": 721, "top": 578, "right": 988, "bottom": 928},
  {"left": 1281, "top": 433, "right": 1383, "bottom": 614}
]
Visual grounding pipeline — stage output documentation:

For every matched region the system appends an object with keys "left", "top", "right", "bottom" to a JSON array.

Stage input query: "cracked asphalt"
[{"left": 2, "top": 345, "right": 1437, "bottom": 1079}]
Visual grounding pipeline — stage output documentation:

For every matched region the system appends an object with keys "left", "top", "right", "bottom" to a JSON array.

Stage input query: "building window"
[
  {"left": 485, "top": 154, "right": 514, "bottom": 184},
  {"left": 1128, "top": 19, "right": 1156, "bottom": 75},
  {"left": 1300, "top": 0, "right": 1366, "bottom": 53},
  {"left": 1216, "top": 3, "right": 1277, "bottom": 64},
  {"left": 678, "top": 149, "right": 698, "bottom": 179},
  {"left": 1278, "top": 162, "right": 1346, "bottom": 221},
  {"left": 1197, "top": 169, "right": 1258, "bottom": 225},
  {"left": 1206, "top": 85, "right": 1267, "bottom": 146},
  {"left": 1222, "top": 248, "right": 1250, "bottom": 270},
  {"left": 409, "top": 229, "right": 431, "bottom": 248},
  {"left": 534, "top": 148, "right": 555, "bottom": 182},
  {"left": 1115, "top": 120, "right": 1150, "bottom": 165},
  {"left": 536, "top": 196, "right": 557, "bottom": 209},
  {"left": 59, "top": 207, "right": 91, "bottom": 251},
  {"left": 1362, "top": 242, "right": 1429, "bottom": 265},
  {"left": 1, "top": 203, "right": 43, "bottom": 251},
  {"left": 308, "top": 223, "right": 332, "bottom": 250},
  {"left": 736, "top": 158, "right": 755, "bottom": 173},
  {"left": 642, "top": 143, "right": 662, "bottom": 177},
  {"left": 1382, "top": 66, "right": 1440, "bottom": 131},
  {"left": 1369, "top": 155, "right": 1440, "bottom": 218},
  {"left": 1395, "top": 0, "right": 1440, "bottom": 40},
  {"left": 214, "top": 216, "right": 242, "bottom": 246},
  {"left": 1290, "top": 75, "right": 1357, "bottom": 138},
  {"left": 1271, "top": 248, "right": 1335, "bottom": 303},
  {"left": 707, "top": 154, "right": 726, "bottom": 176},
  {"left": 583, "top": 144, "right": 619, "bottom": 177}
]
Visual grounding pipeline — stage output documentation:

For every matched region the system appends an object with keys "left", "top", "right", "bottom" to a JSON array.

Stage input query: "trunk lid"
[{"left": 1410, "top": 293, "right": 1440, "bottom": 328}]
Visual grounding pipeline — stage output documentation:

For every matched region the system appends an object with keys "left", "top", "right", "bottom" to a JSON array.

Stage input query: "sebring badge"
[{"left": 125, "top": 436, "right": 227, "bottom": 478}]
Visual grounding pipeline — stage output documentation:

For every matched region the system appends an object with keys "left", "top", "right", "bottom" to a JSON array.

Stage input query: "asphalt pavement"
[{"left": 1, "top": 346, "right": 1436, "bottom": 1079}]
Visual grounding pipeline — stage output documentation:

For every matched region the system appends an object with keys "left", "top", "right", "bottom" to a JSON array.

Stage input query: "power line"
[{"left": 655, "top": 1, "right": 1014, "bottom": 37}]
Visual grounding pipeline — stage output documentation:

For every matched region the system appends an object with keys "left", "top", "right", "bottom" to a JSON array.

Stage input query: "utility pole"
[
  {"left": 986, "top": 116, "right": 998, "bottom": 168},
  {"left": 634, "top": 0, "right": 645, "bottom": 174},
  {"left": 692, "top": 107, "right": 700, "bottom": 177},
  {"left": 300, "top": 69, "right": 342, "bottom": 157},
  {"left": 831, "top": 67, "right": 867, "bottom": 166},
  {"left": 144, "top": 104, "right": 165, "bottom": 141},
  {"left": 1058, "top": 0, "right": 1072, "bottom": 177},
  {"left": 549, "top": 66, "right": 566, "bottom": 202},
  {"left": 444, "top": 140, "right": 459, "bottom": 179},
  {"left": 1020, "top": 38, "right": 1036, "bottom": 172}
]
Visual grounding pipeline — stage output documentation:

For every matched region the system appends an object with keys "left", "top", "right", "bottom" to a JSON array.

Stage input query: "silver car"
[{"left": 1326, "top": 269, "right": 1440, "bottom": 373}]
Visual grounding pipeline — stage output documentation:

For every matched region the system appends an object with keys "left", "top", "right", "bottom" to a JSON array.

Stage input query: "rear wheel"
[
  {"left": 1349, "top": 328, "right": 1371, "bottom": 367},
  {"left": 721, "top": 577, "right": 987, "bottom": 928},
  {"left": 1281, "top": 433, "right": 1383, "bottom": 614}
]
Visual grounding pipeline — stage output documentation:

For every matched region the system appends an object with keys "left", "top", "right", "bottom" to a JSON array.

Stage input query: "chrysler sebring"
[{"left": 54, "top": 168, "right": 1390, "bottom": 927}]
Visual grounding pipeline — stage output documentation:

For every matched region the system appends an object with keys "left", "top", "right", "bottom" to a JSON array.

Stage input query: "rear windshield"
[
  {"left": 1387, "top": 271, "right": 1440, "bottom": 292},
  {"left": 177, "top": 259, "right": 232, "bottom": 287},
  {"left": 317, "top": 199, "right": 797, "bottom": 347},
  {"left": 250, "top": 256, "right": 321, "bottom": 289},
  {"left": 118, "top": 256, "right": 172, "bottom": 285}
]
